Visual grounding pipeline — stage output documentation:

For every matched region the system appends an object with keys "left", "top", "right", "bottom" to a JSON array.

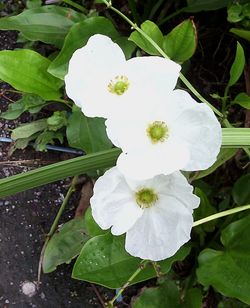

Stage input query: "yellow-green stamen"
[
  {"left": 147, "top": 121, "right": 169, "bottom": 144},
  {"left": 108, "top": 75, "right": 129, "bottom": 95},
  {"left": 135, "top": 188, "right": 158, "bottom": 209}
]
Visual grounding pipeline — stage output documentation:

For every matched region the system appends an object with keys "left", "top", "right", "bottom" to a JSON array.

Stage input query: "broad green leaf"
[
  {"left": 228, "top": 42, "right": 245, "bottom": 88},
  {"left": 0, "top": 6, "right": 84, "bottom": 48},
  {"left": 193, "top": 148, "right": 238, "bottom": 180},
  {"left": 21, "top": 94, "right": 47, "bottom": 113},
  {"left": 0, "top": 50, "right": 63, "bottom": 100},
  {"left": 0, "top": 100, "right": 24, "bottom": 120},
  {"left": 162, "top": 19, "right": 197, "bottom": 63},
  {"left": 230, "top": 28, "right": 250, "bottom": 42},
  {"left": 72, "top": 232, "right": 190, "bottom": 288},
  {"left": 43, "top": 217, "right": 90, "bottom": 273},
  {"left": 232, "top": 92, "right": 250, "bottom": 109},
  {"left": 0, "top": 94, "right": 47, "bottom": 120},
  {"left": 197, "top": 215, "right": 250, "bottom": 304},
  {"left": 132, "top": 280, "right": 179, "bottom": 308},
  {"left": 181, "top": 288, "right": 202, "bottom": 308},
  {"left": 232, "top": 173, "right": 250, "bottom": 206},
  {"left": 129, "top": 20, "right": 163, "bottom": 55},
  {"left": 0, "top": 148, "right": 121, "bottom": 198},
  {"left": 48, "top": 17, "right": 119, "bottom": 79},
  {"left": 11, "top": 119, "right": 47, "bottom": 140},
  {"left": 66, "top": 106, "right": 112, "bottom": 153},
  {"left": 84, "top": 208, "right": 106, "bottom": 237},
  {"left": 184, "top": 0, "right": 230, "bottom": 12}
]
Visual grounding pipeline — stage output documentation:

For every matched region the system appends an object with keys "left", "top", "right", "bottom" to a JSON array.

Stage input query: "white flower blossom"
[
  {"left": 106, "top": 89, "right": 222, "bottom": 180},
  {"left": 65, "top": 34, "right": 181, "bottom": 118},
  {"left": 91, "top": 167, "right": 200, "bottom": 261}
]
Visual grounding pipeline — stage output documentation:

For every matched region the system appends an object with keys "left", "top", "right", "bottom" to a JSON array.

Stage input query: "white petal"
[
  {"left": 117, "top": 141, "right": 190, "bottom": 180},
  {"left": 170, "top": 94, "right": 222, "bottom": 170},
  {"left": 65, "top": 34, "right": 126, "bottom": 118},
  {"left": 126, "top": 56, "right": 181, "bottom": 94},
  {"left": 125, "top": 194, "right": 195, "bottom": 261},
  {"left": 105, "top": 117, "right": 149, "bottom": 151},
  {"left": 165, "top": 172, "right": 200, "bottom": 211},
  {"left": 90, "top": 167, "right": 143, "bottom": 235}
]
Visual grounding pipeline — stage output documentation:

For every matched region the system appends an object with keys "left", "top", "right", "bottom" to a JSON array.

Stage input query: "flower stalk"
[
  {"left": 37, "top": 176, "right": 78, "bottom": 282},
  {"left": 193, "top": 204, "right": 250, "bottom": 227},
  {"left": 109, "top": 260, "right": 149, "bottom": 306}
]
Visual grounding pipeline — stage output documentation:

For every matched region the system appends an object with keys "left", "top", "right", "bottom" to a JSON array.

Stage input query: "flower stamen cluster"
[
  {"left": 147, "top": 121, "right": 169, "bottom": 144},
  {"left": 108, "top": 75, "right": 129, "bottom": 95},
  {"left": 135, "top": 188, "right": 158, "bottom": 208}
]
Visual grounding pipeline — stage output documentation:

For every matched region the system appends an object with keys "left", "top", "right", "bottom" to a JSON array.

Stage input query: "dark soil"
[{"left": 0, "top": 18, "right": 113, "bottom": 308}]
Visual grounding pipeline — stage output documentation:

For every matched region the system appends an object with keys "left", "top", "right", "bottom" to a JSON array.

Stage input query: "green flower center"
[
  {"left": 108, "top": 75, "right": 129, "bottom": 95},
  {"left": 135, "top": 188, "right": 158, "bottom": 209},
  {"left": 147, "top": 121, "right": 169, "bottom": 144}
]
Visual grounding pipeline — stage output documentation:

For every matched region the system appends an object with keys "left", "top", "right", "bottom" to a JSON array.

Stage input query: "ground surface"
[{"left": 0, "top": 24, "right": 112, "bottom": 308}]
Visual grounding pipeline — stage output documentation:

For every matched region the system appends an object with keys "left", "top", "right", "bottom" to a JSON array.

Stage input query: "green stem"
[
  {"left": 62, "top": 0, "right": 88, "bottom": 14},
  {"left": 38, "top": 176, "right": 78, "bottom": 281},
  {"left": 102, "top": 1, "right": 223, "bottom": 118},
  {"left": 222, "top": 85, "right": 230, "bottom": 115},
  {"left": 193, "top": 204, "right": 250, "bottom": 227},
  {"left": 47, "top": 176, "right": 78, "bottom": 238},
  {"left": 109, "top": 260, "right": 149, "bottom": 306}
]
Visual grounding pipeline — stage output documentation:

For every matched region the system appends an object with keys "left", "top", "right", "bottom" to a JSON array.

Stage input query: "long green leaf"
[
  {"left": 228, "top": 42, "right": 245, "bottom": 88},
  {"left": 230, "top": 28, "right": 250, "bottom": 42},
  {"left": 0, "top": 129, "right": 248, "bottom": 198},
  {"left": 221, "top": 128, "right": 250, "bottom": 147},
  {"left": 0, "top": 148, "right": 121, "bottom": 198}
]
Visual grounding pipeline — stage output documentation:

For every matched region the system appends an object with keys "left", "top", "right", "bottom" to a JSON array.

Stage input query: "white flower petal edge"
[
  {"left": 171, "top": 90, "right": 222, "bottom": 171},
  {"left": 116, "top": 142, "right": 190, "bottom": 181},
  {"left": 90, "top": 167, "right": 200, "bottom": 261},
  {"left": 65, "top": 34, "right": 181, "bottom": 119},
  {"left": 65, "top": 34, "right": 126, "bottom": 118},
  {"left": 91, "top": 167, "right": 143, "bottom": 235}
]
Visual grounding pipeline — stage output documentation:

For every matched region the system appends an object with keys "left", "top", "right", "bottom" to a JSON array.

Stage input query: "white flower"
[
  {"left": 65, "top": 34, "right": 181, "bottom": 118},
  {"left": 106, "top": 89, "right": 222, "bottom": 180},
  {"left": 91, "top": 167, "right": 200, "bottom": 261}
]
